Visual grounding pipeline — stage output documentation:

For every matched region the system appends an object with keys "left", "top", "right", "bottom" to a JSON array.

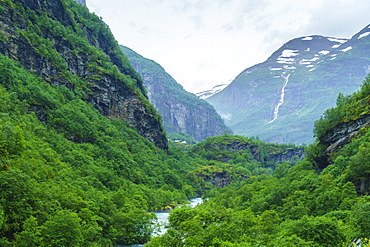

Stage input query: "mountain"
[
  {"left": 120, "top": 46, "right": 232, "bottom": 141},
  {"left": 206, "top": 25, "right": 370, "bottom": 145},
  {"left": 0, "top": 0, "right": 208, "bottom": 245},
  {"left": 3, "top": 0, "right": 370, "bottom": 246},
  {"left": 147, "top": 74, "right": 370, "bottom": 247},
  {"left": 196, "top": 80, "right": 231, "bottom": 99},
  {"left": 0, "top": 0, "right": 167, "bottom": 149}
]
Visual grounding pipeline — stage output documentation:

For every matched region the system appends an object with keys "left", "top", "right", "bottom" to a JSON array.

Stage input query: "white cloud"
[{"left": 219, "top": 112, "right": 232, "bottom": 121}]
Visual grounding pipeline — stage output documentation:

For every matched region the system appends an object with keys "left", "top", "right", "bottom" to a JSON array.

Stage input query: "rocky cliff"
[
  {"left": 0, "top": 0, "right": 167, "bottom": 149},
  {"left": 202, "top": 137, "right": 304, "bottom": 164},
  {"left": 191, "top": 135, "right": 304, "bottom": 193},
  {"left": 190, "top": 135, "right": 304, "bottom": 165},
  {"left": 307, "top": 72, "right": 370, "bottom": 195},
  {"left": 120, "top": 46, "right": 231, "bottom": 141},
  {"left": 315, "top": 114, "right": 370, "bottom": 170},
  {"left": 207, "top": 25, "right": 370, "bottom": 145},
  {"left": 197, "top": 170, "right": 231, "bottom": 189}
]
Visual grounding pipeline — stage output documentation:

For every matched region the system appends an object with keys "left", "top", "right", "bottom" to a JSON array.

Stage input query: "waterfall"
[{"left": 269, "top": 74, "right": 290, "bottom": 123}]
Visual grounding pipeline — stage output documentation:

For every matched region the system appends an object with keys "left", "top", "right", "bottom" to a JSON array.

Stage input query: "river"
[{"left": 119, "top": 198, "right": 203, "bottom": 247}]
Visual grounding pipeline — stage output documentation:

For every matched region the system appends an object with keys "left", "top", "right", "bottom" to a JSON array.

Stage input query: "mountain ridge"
[
  {"left": 196, "top": 80, "right": 231, "bottom": 99},
  {"left": 120, "top": 45, "right": 232, "bottom": 141},
  {"left": 206, "top": 24, "right": 370, "bottom": 144}
]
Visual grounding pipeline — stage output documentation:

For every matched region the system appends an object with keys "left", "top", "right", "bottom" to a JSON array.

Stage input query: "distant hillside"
[
  {"left": 120, "top": 46, "right": 232, "bottom": 141},
  {"left": 206, "top": 25, "right": 370, "bottom": 144}
]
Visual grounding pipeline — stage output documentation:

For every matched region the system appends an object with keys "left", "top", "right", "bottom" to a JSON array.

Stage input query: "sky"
[{"left": 86, "top": 0, "right": 369, "bottom": 94}]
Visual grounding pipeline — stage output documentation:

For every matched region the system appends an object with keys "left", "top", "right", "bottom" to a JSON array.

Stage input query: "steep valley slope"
[
  {"left": 121, "top": 46, "right": 231, "bottom": 142},
  {"left": 0, "top": 0, "right": 167, "bottom": 149}
]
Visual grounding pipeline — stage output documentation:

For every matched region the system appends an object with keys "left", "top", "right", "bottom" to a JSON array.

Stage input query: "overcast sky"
[{"left": 86, "top": 0, "right": 369, "bottom": 94}]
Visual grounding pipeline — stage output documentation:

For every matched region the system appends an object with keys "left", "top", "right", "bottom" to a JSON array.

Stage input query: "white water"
[{"left": 269, "top": 74, "right": 290, "bottom": 123}]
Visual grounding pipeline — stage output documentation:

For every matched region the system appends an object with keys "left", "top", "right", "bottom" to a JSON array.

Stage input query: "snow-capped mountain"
[
  {"left": 196, "top": 80, "right": 232, "bottom": 99},
  {"left": 206, "top": 24, "right": 370, "bottom": 145}
]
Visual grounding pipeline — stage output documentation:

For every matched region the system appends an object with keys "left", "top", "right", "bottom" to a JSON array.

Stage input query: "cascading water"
[{"left": 269, "top": 74, "right": 290, "bottom": 123}]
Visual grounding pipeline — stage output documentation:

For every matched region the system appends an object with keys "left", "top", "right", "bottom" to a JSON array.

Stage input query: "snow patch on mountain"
[
  {"left": 301, "top": 57, "right": 320, "bottom": 62},
  {"left": 277, "top": 57, "right": 295, "bottom": 64},
  {"left": 302, "top": 37, "right": 313, "bottom": 41},
  {"left": 358, "top": 32, "right": 370, "bottom": 39},
  {"left": 341, "top": 46, "right": 353, "bottom": 52},
  {"left": 281, "top": 49, "right": 299, "bottom": 57},
  {"left": 196, "top": 80, "right": 232, "bottom": 99},
  {"left": 284, "top": 65, "right": 296, "bottom": 70},
  {"left": 319, "top": 50, "right": 330, "bottom": 55},
  {"left": 328, "top": 37, "right": 348, "bottom": 43}
]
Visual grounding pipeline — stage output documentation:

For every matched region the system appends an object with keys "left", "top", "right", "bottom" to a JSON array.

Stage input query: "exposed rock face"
[
  {"left": 210, "top": 140, "right": 261, "bottom": 162},
  {"left": 120, "top": 46, "right": 232, "bottom": 141},
  {"left": 316, "top": 114, "right": 370, "bottom": 170},
  {"left": 320, "top": 114, "right": 370, "bottom": 146},
  {"left": 0, "top": 0, "right": 167, "bottom": 149},
  {"left": 199, "top": 138, "right": 304, "bottom": 164},
  {"left": 266, "top": 148, "right": 305, "bottom": 163},
  {"left": 197, "top": 170, "right": 231, "bottom": 189}
]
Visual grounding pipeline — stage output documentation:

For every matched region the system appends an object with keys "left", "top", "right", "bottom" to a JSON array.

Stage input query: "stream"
[{"left": 120, "top": 198, "right": 203, "bottom": 247}]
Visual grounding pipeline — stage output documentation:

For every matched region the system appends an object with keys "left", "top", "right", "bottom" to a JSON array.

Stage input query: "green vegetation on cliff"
[
  {"left": 147, "top": 76, "right": 370, "bottom": 246},
  {"left": 0, "top": 0, "right": 167, "bottom": 149},
  {"left": 1, "top": 0, "right": 370, "bottom": 246},
  {"left": 0, "top": 53, "right": 202, "bottom": 246},
  {"left": 310, "top": 76, "right": 370, "bottom": 195},
  {"left": 0, "top": 0, "right": 194, "bottom": 245}
]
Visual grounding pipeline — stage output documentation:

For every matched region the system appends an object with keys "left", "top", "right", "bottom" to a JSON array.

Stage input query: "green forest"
[
  {"left": 0, "top": 0, "right": 370, "bottom": 246},
  {"left": 147, "top": 78, "right": 370, "bottom": 247}
]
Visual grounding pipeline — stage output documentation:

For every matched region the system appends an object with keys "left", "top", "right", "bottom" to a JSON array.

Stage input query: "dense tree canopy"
[
  {"left": 147, "top": 76, "right": 370, "bottom": 246},
  {"left": 1, "top": 0, "right": 370, "bottom": 246}
]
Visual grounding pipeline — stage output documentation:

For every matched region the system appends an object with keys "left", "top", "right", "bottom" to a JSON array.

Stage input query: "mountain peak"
[
  {"left": 351, "top": 24, "right": 370, "bottom": 40},
  {"left": 206, "top": 24, "right": 370, "bottom": 144},
  {"left": 262, "top": 35, "right": 350, "bottom": 75}
]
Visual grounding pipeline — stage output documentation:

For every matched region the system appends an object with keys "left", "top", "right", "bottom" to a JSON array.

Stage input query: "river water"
[{"left": 120, "top": 198, "right": 203, "bottom": 247}]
